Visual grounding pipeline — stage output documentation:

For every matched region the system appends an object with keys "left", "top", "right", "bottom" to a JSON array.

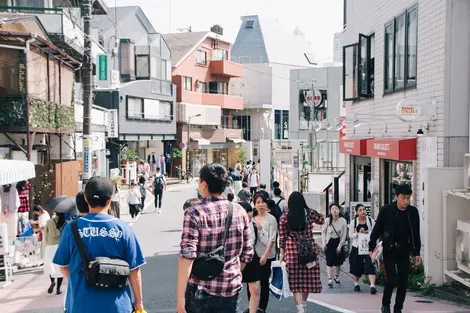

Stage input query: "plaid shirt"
[
  {"left": 180, "top": 196, "right": 254, "bottom": 297},
  {"left": 17, "top": 182, "right": 31, "bottom": 213}
]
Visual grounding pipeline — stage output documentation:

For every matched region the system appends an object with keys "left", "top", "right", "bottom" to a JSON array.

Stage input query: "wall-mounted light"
[
  {"left": 314, "top": 122, "right": 322, "bottom": 132},
  {"left": 334, "top": 117, "right": 343, "bottom": 131},
  {"left": 417, "top": 123, "right": 429, "bottom": 137},
  {"left": 324, "top": 121, "right": 332, "bottom": 131},
  {"left": 353, "top": 115, "right": 387, "bottom": 133},
  {"left": 352, "top": 114, "right": 362, "bottom": 128}
]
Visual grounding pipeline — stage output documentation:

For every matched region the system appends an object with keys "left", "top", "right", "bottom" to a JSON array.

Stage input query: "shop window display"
[
  {"left": 384, "top": 160, "right": 413, "bottom": 204},
  {"left": 352, "top": 157, "right": 371, "bottom": 202}
]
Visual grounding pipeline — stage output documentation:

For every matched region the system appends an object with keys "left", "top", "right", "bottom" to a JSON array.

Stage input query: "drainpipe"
[{"left": 23, "top": 35, "right": 37, "bottom": 162}]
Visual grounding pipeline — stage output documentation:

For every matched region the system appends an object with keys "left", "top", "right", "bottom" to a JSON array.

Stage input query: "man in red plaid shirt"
[{"left": 177, "top": 164, "right": 254, "bottom": 313}]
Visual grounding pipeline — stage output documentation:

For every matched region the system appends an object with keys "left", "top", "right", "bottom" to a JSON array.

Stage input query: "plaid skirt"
[{"left": 285, "top": 243, "right": 322, "bottom": 293}]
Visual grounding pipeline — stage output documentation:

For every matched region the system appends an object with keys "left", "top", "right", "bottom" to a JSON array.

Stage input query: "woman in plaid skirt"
[{"left": 279, "top": 192, "right": 325, "bottom": 313}]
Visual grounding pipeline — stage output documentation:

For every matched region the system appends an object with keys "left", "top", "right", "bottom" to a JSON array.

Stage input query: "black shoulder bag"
[
  {"left": 331, "top": 222, "right": 350, "bottom": 259},
  {"left": 191, "top": 202, "right": 234, "bottom": 281},
  {"left": 71, "top": 219, "right": 131, "bottom": 290}
]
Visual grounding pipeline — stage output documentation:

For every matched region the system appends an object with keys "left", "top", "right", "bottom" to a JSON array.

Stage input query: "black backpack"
[{"left": 154, "top": 175, "right": 164, "bottom": 191}]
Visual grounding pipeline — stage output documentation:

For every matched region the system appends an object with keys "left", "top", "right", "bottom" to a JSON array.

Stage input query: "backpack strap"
[
  {"left": 222, "top": 202, "right": 234, "bottom": 250},
  {"left": 276, "top": 198, "right": 282, "bottom": 206},
  {"left": 71, "top": 219, "right": 91, "bottom": 272}
]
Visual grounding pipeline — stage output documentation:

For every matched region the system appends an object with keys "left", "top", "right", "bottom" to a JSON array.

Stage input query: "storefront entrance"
[
  {"left": 352, "top": 156, "right": 371, "bottom": 202},
  {"left": 189, "top": 149, "right": 207, "bottom": 177},
  {"left": 212, "top": 148, "right": 228, "bottom": 169}
]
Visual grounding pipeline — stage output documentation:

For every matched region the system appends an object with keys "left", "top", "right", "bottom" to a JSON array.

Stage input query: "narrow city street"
[{"left": 0, "top": 183, "right": 468, "bottom": 313}]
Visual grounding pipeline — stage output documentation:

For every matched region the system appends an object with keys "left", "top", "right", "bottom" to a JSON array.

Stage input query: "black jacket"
[{"left": 368, "top": 203, "right": 421, "bottom": 257}]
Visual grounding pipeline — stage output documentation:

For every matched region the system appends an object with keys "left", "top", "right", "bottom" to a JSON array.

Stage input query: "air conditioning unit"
[
  {"left": 464, "top": 154, "right": 470, "bottom": 189},
  {"left": 456, "top": 220, "right": 470, "bottom": 275}
]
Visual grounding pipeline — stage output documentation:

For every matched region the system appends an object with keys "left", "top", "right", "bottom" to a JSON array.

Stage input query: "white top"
[
  {"left": 111, "top": 191, "right": 120, "bottom": 202},
  {"left": 127, "top": 189, "right": 141, "bottom": 205},
  {"left": 321, "top": 217, "right": 348, "bottom": 247},
  {"left": 272, "top": 197, "right": 287, "bottom": 212},
  {"left": 349, "top": 216, "right": 375, "bottom": 247},
  {"left": 254, "top": 213, "right": 278, "bottom": 259},
  {"left": 38, "top": 211, "right": 50, "bottom": 228},
  {"left": 249, "top": 173, "right": 259, "bottom": 187}
]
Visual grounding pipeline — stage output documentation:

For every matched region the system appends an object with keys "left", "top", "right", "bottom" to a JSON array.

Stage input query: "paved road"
[{"left": 1, "top": 183, "right": 469, "bottom": 313}]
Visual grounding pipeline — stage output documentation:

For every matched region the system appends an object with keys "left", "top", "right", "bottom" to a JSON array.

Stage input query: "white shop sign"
[{"left": 396, "top": 99, "right": 421, "bottom": 122}]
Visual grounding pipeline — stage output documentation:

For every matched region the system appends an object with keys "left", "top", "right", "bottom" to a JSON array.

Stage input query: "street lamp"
[{"left": 186, "top": 114, "right": 201, "bottom": 173}]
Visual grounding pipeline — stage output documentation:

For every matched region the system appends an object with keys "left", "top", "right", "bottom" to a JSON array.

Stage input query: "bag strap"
[
  {"left": 331, "top": 222, "right": 341, "bottom": 238},
  {"left": 71, "top": 219, "right": 90, "bottom": 271},
  {"left": 276, "top": 199, "right": 282, "bottom": 206},
  {"left": 222, "top": 202, "right": 234, "bottom": 247}
]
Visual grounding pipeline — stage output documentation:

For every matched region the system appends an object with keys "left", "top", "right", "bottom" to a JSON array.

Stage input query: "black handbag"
[
  {"left": 71, "top": 219, "right": 131, "bottom": 290},
  {"left": 191, "top": 203, "right": 234, "bottom": 281},
  {"left": 331, "top": 223, "right": 350, "bottom": 259}
]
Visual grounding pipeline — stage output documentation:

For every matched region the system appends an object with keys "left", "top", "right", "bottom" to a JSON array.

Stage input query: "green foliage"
[
  {"left": 122, "top": 148, "right": 138, "bottom": 161},
  {"left": 172, "top": 147, "right": 183, "bottom": 159},
  {"left": 29, "top": 97, "right": 75, "bottom": 130},
  {"left": 363, "top": 256, "right": 435, "bottom": 296},
  {"left": 237, "top": 148, "right": 248, "bottom": 164}
]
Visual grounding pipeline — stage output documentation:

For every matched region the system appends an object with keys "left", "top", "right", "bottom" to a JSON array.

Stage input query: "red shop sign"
[
  {"left": 339, "top": 138, "right": 370, "bottom": 156},
  {"left": 366, "top": 138, "right": 417, "bottom": 161}
]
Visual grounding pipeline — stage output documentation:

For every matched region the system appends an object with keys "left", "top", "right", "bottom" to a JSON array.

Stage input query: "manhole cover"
[{"left": 415, "top": 300, "right": 433, "bottom": 304}]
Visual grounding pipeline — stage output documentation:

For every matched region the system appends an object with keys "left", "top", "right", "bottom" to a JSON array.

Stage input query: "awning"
[
  {"left": 366, "top": 138, "right": 417, "bottom": 161},
  {"left": 227, "top": 137, "right": 246, "bottom": 144},
  {"left": 339, "top": 138, "right": 372, "bottom": 155},
  {"left": 0, "top": 160, "right": 36, "bottom": 185},
  {"left": 190, "top": 137, "right": 211, "bottom": 146}
]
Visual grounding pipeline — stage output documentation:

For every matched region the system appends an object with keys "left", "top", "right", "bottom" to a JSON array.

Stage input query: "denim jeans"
[{"left": 185, "top": 284, "right": 240, "bottom": 313}]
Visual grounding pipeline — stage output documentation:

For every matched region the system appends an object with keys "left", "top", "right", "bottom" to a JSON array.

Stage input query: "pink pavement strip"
[
  {"left": 0, "top": 269, "right": 67, "bottom": 313},
  {"left": 308, "top": 292, "right": 468, "bottom": 313}
]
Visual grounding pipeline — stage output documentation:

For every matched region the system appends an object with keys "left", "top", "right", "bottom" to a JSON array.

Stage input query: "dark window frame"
[
  {"left": 135, "top": 54, "right": 151, "bottom": 79},
  {"left": 383, "top": 4, "right": 418, "bottom": 94},
  {"left": 342, "top": 43, "right": 359, "bottom": 101},
  {"left": 200, "top": 82, "right": 207, "bottom": 93}
]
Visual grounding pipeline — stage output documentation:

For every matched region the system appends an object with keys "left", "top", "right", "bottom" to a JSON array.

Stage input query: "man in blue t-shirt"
[{"left": 54, "top": 177, "right": 146, "bottom": 313}]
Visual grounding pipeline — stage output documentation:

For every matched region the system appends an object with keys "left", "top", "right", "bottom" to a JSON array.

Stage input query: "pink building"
[{"left": 163, "top": 26, "right": 246, "bottom": 174}]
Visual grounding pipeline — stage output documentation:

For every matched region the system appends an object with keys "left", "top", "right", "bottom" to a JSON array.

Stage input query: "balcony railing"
[
  {"left": 0, "top": 95, "right": 75, "bottom": 131},
  {"left": 210, "top": 60, "right": 244, "bottom": 77},
  {"left": 151, "top": 79, "right": 173, "bottom": 96}
]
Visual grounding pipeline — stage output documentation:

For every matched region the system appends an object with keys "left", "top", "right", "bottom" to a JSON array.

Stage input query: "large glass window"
[
  {"left": 383, "top": 160, "right": 413, "bottom": 205},
  {"left": 299, "top": 89, "right": 327, "bottom": 130},
  {"left": 212, "top": 149, "right": 228, "bottom": 169},
  {"left": 189, "top": 149, "right": 207, "bottom": 177},
  {"left": 343, "top": 44, "right": 358, "bottom": 100},
  {"left": 232, "top": 115, "right": 251, "bottom": 140},
  {"left": 395, "top": 14, "right": 406, "bottom": 90},
  {"left": 384, "top": 5, "right": 418, "bottom": 92},
  {"left": 136, "top": 55, "right": 150, "bottom": 78},
  {"left": 275, "top": 110, "right": 289, "bottom": 139},
  {"left": 352, "top": 157, "right": 371, "bottom": 202},
  {"left": 127, "top": 97, "right": 143, "bottom": 118},
  {"left": 200, "top": 82, "right": 207, "bottom": 93}
]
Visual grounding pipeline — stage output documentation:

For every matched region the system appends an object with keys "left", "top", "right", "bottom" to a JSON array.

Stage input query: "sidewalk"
[{"left": 0, "top": 182, "right": 197, "bottom": 313}]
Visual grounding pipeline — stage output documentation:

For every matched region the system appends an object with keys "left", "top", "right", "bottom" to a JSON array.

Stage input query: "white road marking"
[{"left": 308, "top": 299, "right": 357, "bottom": 313}]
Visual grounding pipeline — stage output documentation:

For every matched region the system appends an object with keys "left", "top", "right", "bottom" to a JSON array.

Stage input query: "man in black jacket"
[{"left": 369, "top": 184, "right": 421, "bottom": 313}]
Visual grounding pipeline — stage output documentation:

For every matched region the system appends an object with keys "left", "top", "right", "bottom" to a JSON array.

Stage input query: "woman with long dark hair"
[
  {"left": 44, "top": 212, "right": 66, "bottom": 294},
  {"left": 279, "top": 191, "right": 324, "bottom": 313},
  {"left": 321, "top": 203, "right": 348, "bottom": 288},
  {"left": 251, "top": 193, "right": 277, "bottom": 313}
]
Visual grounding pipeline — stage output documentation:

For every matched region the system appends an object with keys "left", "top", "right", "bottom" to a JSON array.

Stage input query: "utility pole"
[{"left": 82, "top": 0, "right": 93, "bottom": 185}]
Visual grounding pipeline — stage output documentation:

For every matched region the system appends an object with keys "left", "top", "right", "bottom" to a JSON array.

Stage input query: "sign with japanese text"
[
  {"left": 107, "top": 109, "right": 118, "bottom": 138},
  {"left": 98, "top": 54, "right": 108, "bottom": 81}
]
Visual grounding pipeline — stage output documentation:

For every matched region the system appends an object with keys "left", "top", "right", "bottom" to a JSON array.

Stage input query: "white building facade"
[{"left": 341, "top": 0, "right": 470, "bottom": 285}]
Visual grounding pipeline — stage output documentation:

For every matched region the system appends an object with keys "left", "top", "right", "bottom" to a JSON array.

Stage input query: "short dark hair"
[
  {"left": 260, "top": 183, "right": 266, "bottom": 189},
  {"left": 228, "top": 167, "right": 234, "bottom": 172},
  {"left": 242, "top": 182, "right": 248, "bottom": 188},
  {"left": 395, "top": 184, "right": 412, "bottom": 196},
  {"left": 238, "top": 201, "right": 253, "bottom": 213},
  {"left": 138, "top": 176, "right": 146, "bottom": 184},
  {"left": 156, "top": 167, "right": 161, "bottom": 171},
  {"left": 227, "top": 193, "right": 235, "bottom": 202},
  {"left": 272, "top": 181, "right": 280, "bottom": 188},
  {"left": 355, "top": 203, "right": 365, "bottom": 212},
  {"left": 183, "top": 198, "right": 200, "bottom": 211},
  {"left": 76, "top": 191, "right": 89, "bottom": 214},
  {"left": 273, "top": 187, "right": 282, "bottom": 197},
  {"left": 199, "top": 163, "right": 227, "bottom": 194}
]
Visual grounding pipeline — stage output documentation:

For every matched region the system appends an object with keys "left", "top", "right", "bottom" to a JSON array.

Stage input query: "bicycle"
[{"left": 174, "top": 166, "right": 194, "bottom": 183}]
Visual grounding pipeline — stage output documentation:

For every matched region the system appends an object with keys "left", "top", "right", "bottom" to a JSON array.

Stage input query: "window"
[
  {"left": 352, "top": 157, "right": 371, "bottom": 202},
  {"left": 384, "top": 5, "right": 418, "bottom": 93},
  {"left": 200, "top": 82, "right": 207, "bottom": 93},
  {"left": 213, "top": 49, "right": 228, "bottom": 60},
  {"left": 342, "top": 32, "right": 374, "bottom": 101},
  {"left": 232, "top": 116, "right": 251, "bottom": 140},
  {"left": 275, "top": 110, "right": 289, "bottom": 139},
  {"left": 208, "top": 81, "right": 228, "bottom": 94},
  {"left": 183, "top": 76, "right": 192, "bottom": 91},
  {"left": 299, "top": 89, "right": 328, "bottom": 130},
  {"left": 196, "top": 50, "right": 207, "bottom": 65},
  {"left": 161, "top": 60, "right": 167, "bottom": 80},
  {"left": 221, "top": 115, "right": 229, "bottom": 128},
  {"left": 141, "top": 99, "right": 172, "bottom": 120},
  {"left": 343, "top": 0, "right": 347, "bottom": 29},
  {"left": 136, "top": 55, "right": 150, "bottom": 78},
  {"left": 159, "top": 101, "right": 172, "bottom": 120},
  {"left": 127, "top": 97, "right": 144, "bottom": 118},
  {"left": 245, "top": 20, "right": 255, "bottom": 28},
  {"left": 383, "top": 160, "right": 413, "bottom": 205}
]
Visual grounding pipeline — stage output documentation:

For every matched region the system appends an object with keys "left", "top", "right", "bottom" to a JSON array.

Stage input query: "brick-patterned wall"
[{"left": 343, "top": 0, "right": 448, "bottom": 214}]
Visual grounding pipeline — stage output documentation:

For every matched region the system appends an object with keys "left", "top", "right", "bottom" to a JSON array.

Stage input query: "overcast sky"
[{"left": 104, "top": 0, "right": 344, "bottom": 61}]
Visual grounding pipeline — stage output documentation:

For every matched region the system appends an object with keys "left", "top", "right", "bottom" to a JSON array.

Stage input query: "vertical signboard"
[
  {"left": 83, "top": 137, "right": 92, "bottom": 180},
  {"left": 419, "top": 137, "right": 438, "bottom": 242},
  {"left": 107, "top": 109, "right": 118, "bottom": 138},
  {"left": 98, "top": 54, "right": 108, "bottom": 81}
]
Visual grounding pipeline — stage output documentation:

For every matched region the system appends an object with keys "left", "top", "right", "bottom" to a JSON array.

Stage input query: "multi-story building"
[
  {"left": 92, "top": 6, "right": 176, "bottom": 175},
  {"left": 230, "top": 15, "right": 316, "bottom": 160},
  {"left": 163, "top": 26, "right": 245, "bottom": 175},
  {"left": 340, "top": 0, "right": 470, "bottom": 286}
]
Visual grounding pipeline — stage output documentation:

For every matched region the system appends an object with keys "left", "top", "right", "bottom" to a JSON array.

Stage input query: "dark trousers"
[
  {"left": 141, "top": 197, "right": 146, "bottom": 209},
  {"left": 129, "top": 204, "right": 139, "bottom": 218},
  {"left": 382, "top": 250, "right": 410, "bottom": 312},
  {"left": 109, "top": 201, "right": 120, "bottom": 218},
  {"left": 154, "top": 190, "right": 163, "bottom": 208},
  {"left": 185, "top": 284, "right": 240, "bottom": 313},
  {"left": 247, "top": 258, "right": 273, "bottom": 311},
  {"left": 250, "top": 187, "right": 258, "bottom": 196}
]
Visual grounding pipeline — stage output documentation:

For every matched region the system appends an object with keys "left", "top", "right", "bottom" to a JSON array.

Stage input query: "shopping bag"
[
  {"left": 269, "top": 261, "right": 292, "bottom": 300},
  {"left": 357, "top": 233, "right": 369, "bottom": 255},
  {"left": 370, "top": 241, "right": 383, "bottom": 263}
]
